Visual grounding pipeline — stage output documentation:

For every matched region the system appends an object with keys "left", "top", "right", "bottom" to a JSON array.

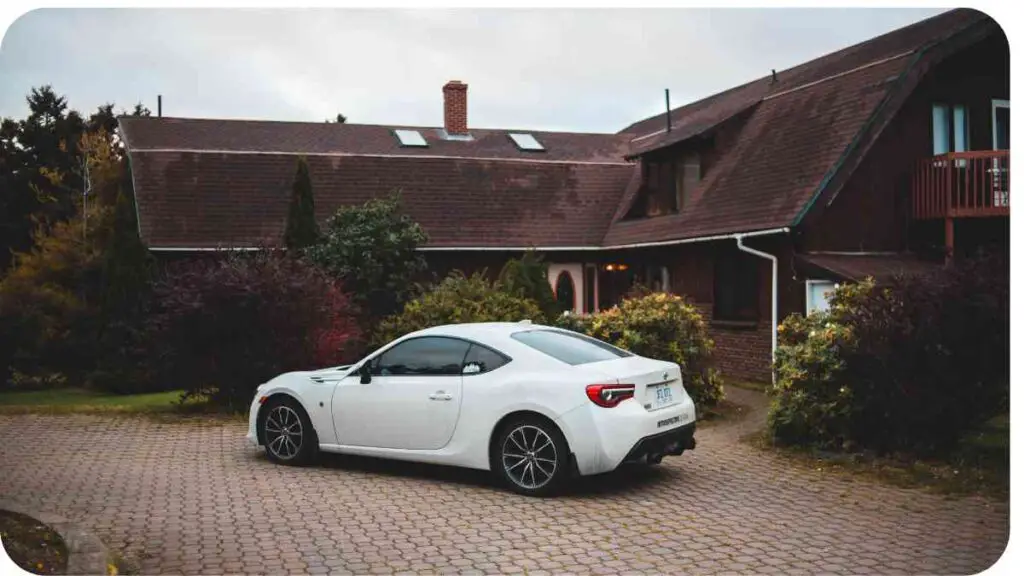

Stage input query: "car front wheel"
[
  {"left": 494, "top": 417, "right": 569, "bottom": 497},
  {"left": 261, "top": 397, "right": 317, "bottom": 466}
]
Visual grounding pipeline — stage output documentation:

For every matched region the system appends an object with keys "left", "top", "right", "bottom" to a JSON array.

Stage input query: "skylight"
[
  {"left": 509, "top": 133, "right": 545, "bottom": 152},
  {"left": 394, "top": 129, "right": 428, "bottom": 147}
]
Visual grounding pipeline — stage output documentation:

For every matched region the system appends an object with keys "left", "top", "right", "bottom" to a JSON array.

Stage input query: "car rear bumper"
[
  {"left": 620, "top": 421, "right": 696, "bottom": 465},
  {"left": 556, "top": 393, "right": 697, "bottom": 476}
]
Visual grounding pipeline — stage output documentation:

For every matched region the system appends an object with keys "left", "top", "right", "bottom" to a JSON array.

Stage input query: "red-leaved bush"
[{"left": 145, "top": 250, "right": 362, "bottom": 410}]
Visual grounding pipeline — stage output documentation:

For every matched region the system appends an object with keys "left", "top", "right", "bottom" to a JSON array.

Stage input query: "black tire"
[
  {"left": 492, "top": 416, "right": 570, "bottom": 497},
  {"left": 259, "top": 396, "right": 318, "bottom": 466}
]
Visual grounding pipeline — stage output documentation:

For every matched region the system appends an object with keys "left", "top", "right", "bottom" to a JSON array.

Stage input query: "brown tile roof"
[
  {"left": 123, "top": 9, "right": 996, "bottom": 251},
  {"left": 120, "top": 117, "right": 637, "bottom": 248},
  {"left": 604, "top": 53, "right": 913, "bottom": 246},
  {"left": 120, "top": 117, "right": 633, "bottom": 164},
  {"left": 621, "top": 9, "right": 987, "bottom": 152},
  {"left": 799, "top": 253, "right": 941, "bottom": 283},
  {"left": 128, "top": 151, "right": 633, "bottom": 249},
  {"left": 605, "top": 9, "right": 996, "bottom": 247}
]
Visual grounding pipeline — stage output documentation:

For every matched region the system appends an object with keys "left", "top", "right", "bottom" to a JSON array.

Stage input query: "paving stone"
[{"left": 0, "top": 386, "right": 1008, "bottom": 575}]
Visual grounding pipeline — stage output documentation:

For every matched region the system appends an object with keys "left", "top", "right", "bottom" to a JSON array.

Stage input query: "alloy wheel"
[
  {"left": 264, "top": 405, "right": 303, "bottom": 460},
  {"left": 501, "top": 424, "right": 558, "bottom": 490}
]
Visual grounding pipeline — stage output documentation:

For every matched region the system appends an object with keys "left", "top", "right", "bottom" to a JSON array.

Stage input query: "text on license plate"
[{"left": 652, "top": 383, "right": 673, "bottom": 407}]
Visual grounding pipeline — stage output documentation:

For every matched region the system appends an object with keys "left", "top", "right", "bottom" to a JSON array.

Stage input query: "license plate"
[{"left": 652, "top": 383, "right": 674, "bottom": 408}]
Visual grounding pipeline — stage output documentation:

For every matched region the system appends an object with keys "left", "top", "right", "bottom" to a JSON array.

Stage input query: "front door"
[{"left": 332, "top": 336, "right": 469, "bottom": 450}]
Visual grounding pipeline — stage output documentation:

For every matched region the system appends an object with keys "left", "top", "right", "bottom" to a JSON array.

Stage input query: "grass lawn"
[
  {"left": 746, "top": 412, "right": 1009, "bottom": 501},
  {"left": 0, "top": 388, "right": 190, "bottom": 415}
]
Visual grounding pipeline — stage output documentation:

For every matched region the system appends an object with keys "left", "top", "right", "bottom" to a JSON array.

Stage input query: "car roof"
[{"left": 405, "top": 321, "right": 553, "bottom": 345}]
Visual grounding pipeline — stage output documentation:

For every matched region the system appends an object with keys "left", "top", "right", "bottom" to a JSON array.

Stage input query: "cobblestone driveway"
[{"left": 0, "top": 387, "right": 1008, "bottom": 575}]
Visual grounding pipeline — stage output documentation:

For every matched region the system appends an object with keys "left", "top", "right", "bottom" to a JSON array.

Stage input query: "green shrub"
[
  {"left": 306, "top": 192, "right": 428, "bottom": 323},
  {"left": 551, "top": 310, "right": 597, "bottom": 335},
  {"left": 556, "top": 292, "right": 723, "bottom": 410},
  {"left": 769, "top": 253, "right": 1009, "bottom": 456},
  {"left": 375, "top": 271, "right": 545, "bottom": 346},
  {"left": 497, "top": 250, "right": 560, "bottom": 321}
]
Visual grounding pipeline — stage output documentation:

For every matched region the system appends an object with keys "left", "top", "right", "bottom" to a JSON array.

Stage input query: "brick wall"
[
  {"left": 692, "top": 303, "right": 773, "bottom": 383},
  {"left": 661, "top": 240, "right": 786, "bottom": 384}
]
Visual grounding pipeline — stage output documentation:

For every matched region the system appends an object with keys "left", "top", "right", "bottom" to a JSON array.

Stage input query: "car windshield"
[{"left": 510, "top": 329, "right": 632, "bottom": 366}]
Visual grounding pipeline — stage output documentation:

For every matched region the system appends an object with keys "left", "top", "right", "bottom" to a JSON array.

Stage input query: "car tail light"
[{"left": 586, "top": 384, "right": 635, "bottom": 408}]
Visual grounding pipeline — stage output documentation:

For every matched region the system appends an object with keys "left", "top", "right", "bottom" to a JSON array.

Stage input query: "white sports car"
[{"left": 247, "top": 321, "right": 698, "bottom": 496}]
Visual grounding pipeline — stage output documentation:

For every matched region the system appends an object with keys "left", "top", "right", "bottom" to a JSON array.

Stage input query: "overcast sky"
[{"left": 0, "top": 8, "right": 945, "bottom": 133}]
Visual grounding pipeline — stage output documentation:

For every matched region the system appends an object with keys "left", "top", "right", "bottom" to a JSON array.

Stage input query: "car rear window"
[{"left": 510, "top": 329, "right": 632, "bottom": 365}]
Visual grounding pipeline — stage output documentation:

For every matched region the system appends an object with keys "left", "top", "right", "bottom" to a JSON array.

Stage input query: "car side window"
[
  {"left": 371, "top": 337, "right": 471, "bottom": 376},
  {"left": 462, "top": 344, "right": 510, "bottom": 375}
]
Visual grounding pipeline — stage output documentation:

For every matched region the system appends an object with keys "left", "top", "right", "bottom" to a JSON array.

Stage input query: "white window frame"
[{"left": 805, "top": 280, "right": 838, "bottom": 315}]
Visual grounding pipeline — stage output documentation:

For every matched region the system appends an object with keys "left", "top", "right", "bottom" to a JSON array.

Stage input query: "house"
[{"left": 119, "top": 9, "right": 1009, "bottom": 382}]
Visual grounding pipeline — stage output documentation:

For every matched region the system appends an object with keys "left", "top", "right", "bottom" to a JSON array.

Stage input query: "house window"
[
  {"left": 713, "top": 251, "right": 760, "bottom": 322},
  {"left": 642, "top": 160, "right": 678, "bottom": 215},
  {"left": 641, "top": 265, "right": 670, "bottom": 292},
  {"left": 932, "top": 103, "right": 969, "bottom": 155},
  {"left": 992, "top": 99, "right": 1009, "bottom": 150},
  {"left": 675, "top": 153, "right": 701, "bottom": 210},
  {"left": 805, "top": 280, "right": 837, "bottom": 314}
]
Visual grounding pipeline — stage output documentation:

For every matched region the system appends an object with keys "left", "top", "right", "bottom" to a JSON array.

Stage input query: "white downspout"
[{"left": 735, "top": 229, "right": 788, "bottom": 383}]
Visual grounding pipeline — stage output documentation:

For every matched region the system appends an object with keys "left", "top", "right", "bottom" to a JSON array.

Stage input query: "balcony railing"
[{"left": 912, "top": 151, "right": 1010, "bottom": 219}]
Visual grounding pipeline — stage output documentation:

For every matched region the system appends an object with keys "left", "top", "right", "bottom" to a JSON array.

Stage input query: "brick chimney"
[{"left": 443, "top": 80, "right": 468, "bottom": 136}]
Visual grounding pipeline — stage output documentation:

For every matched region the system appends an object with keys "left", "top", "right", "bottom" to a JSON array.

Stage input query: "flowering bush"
[
  {"left": 374, "top": 271, "right": 546, "bottom": 346},
  {"left": 146, "top": 251, "right": 362, "bottom": 410},
  {"left": 770, "top": 253, "right": 1009, "bottom": 455},
  {"left": 769, "top": 299, "right": 860, "bottom": 448},
  {"left": 555, "top": 292, "right": 723, "bottom": 410}
]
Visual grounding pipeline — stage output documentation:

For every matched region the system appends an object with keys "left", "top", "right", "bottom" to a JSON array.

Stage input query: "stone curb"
[{"left": 0, "top": 499, "right": 109, "bottom": 576}]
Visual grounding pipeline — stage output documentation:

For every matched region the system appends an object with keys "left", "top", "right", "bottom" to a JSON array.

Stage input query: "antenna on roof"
[
  {"left": 771, "top": 69, "right": 777, "bottom": 84},
  {"left": 158, "top": 95, "right": 162, "bottom": 117},
  {"left": 664, "top": 88, "right": 671, "bottom": 133}
]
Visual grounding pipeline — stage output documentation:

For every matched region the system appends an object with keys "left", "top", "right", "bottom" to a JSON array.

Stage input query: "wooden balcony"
[{"left": 912, "top": 151, "right": 1009, "bottom": 219}]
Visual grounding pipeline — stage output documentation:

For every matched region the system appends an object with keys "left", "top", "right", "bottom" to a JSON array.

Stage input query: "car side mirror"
[{"left": 359, "top": 362, "right": 372, "bottom": 384}]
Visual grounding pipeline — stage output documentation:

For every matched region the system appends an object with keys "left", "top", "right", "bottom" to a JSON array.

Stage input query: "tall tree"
[
  {"left": 1, "top": 88, "right": 152, "bottom": 270},
  {"left": 130, "top": 103, "right": 151, "bottom": 117},
  {"left": 0, "top": 86, "right": 87, "bottom": 269},
  {"left": 283, "top": 157, "right": 319, "bottom": 249},
  {"left": 88, "top": 103, "right": 118, "bottom": 136}
]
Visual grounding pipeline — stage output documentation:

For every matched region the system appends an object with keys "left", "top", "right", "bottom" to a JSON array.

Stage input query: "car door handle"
[{"left": 429, "top": 392, "right": 453, "bottom": 401}]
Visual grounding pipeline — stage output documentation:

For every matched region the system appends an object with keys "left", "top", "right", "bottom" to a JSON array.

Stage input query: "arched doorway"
[{"left": 554, "top": 271, "right": 575, "bottom": 313}]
